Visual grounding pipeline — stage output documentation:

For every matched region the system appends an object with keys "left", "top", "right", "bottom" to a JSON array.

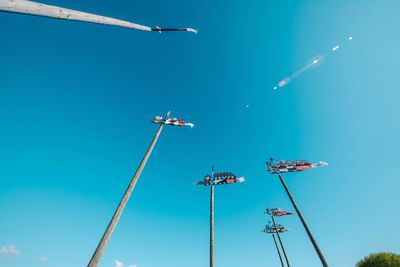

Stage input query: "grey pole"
[
  {"left": 0, "top": 0, "right": 196, "bottom": 33},
  {"left": 271, "top": 216, "right": 290, "bottom": 267},
  {"left": 0, "top": 0, "right": 152, "bottom": 31},
  {"left": 88, "top": 124, "right": 164, "bottom": 267},
  {"left": 272, "top": 233, "right": 285, "bottom": 267},
  {"left": 278, "top": 175, "right": 329, "bottom": 267},
  {"left": 210, "top": 167, "right": 215, "bottom": 267}
]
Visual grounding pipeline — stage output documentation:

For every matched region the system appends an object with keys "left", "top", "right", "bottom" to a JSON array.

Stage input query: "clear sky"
[{"left": 1, "top": 0, "right": 400, "bottom": 266}]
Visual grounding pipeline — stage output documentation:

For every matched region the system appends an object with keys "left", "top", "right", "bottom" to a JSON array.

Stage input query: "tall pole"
[
  {"left": 272, "top": 234, "right": 285, "bottom": 267},
  {"left": 0, "top": 0, "right": 197, "bottom": 33},
  {"left": 278, "top": 175, "right": 329, "bottom": 267},
  {"left": 271, "top": 216, "right": 290, "bottom": 267},
  {"left": 195, "top": 168, "right": 244, "bottom": 267},
  {"left": 210, "top": 167, "right": 215, "bottom": 267},
  {"left": 88, "top": 124, "right": 164, "bottom": 267}
]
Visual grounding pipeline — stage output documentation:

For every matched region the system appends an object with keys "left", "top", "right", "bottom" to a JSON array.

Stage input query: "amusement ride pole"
[
  {"left": 272, "top": 233, "right": 285, "bottom": 267},
  {"left": 271, "top": 216, "right": 290, "bottom": 267},
  {"left": 210, "top": 168, "right": 215, "bottom": 267},
  {"left": 88, "top": 112, "right": 193, "bottom": 267},
  {"left": 88, "top": 123, "right": 165, "bottom": 267},
  {"left": 0, "top": 0, "right": 197, "bottom": 33},
  {"left": 195, "top": 168, "right": 244, "bottom": 267},
  {"left": 278, "top": 174, "right": 329, "bottom": 267}
]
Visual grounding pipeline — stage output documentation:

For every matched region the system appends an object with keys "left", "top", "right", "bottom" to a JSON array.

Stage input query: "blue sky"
[{"left": 1, "top": 0, "right": 400, "bottom": 266}]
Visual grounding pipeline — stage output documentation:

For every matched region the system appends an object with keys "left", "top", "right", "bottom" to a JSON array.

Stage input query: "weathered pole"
[
  {"left": 278, "top": 175, "right": 329, "bottom": 267},
  {"left": 0, "top": 0, "right": 151, "bottom": 31},
  {"left": 210, "top": 168, "right": 215, "bottom": 267},
  {"left": 272, "top": 234, "right": 285, "bottom": 267},
  {"left": 88, "top": 124, "right": 164, "bottom": 267},
  {"left": 195, "top": 168, "right": 244, "bottom": 267},
  {"left": 0, "top": 0, "right": 197, "bottom": 33},
  {"left": 271, "top": 216, "right": 290, "bottom": 267}
]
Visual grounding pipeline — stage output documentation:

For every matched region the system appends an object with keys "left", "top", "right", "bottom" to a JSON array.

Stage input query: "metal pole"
[
  {"left": 278, "top": 175, "right": 329, "bottom": 267},
  {"left": 88, "top": 124, "right": 164, "bottom": 267},
  {"left": 272, "top": 234, "right": 285, "bottom": 267},
  {"left": 271, "top": 216, "right": 290, "bottom": 267},
  {"left": 210, "top": 168, "right": 215, "bottom": 267}
]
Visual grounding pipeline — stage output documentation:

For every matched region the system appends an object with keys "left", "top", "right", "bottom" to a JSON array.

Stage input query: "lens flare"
[
  {"left": 273, "top": 36, "right": 353, "bottom": 90},
  {"left": 278, "top": 77, "right": 291, "bottom": 87}
]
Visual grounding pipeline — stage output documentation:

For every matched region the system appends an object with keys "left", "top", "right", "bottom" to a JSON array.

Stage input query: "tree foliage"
[{"left": 356, "top": 252, "right": 400, "bottom": 267}]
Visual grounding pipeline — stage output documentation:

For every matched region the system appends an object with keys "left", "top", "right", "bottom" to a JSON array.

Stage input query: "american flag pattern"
[
  {"left": 195, "top": 172, "right": 245, "bottom": 186},
  {"left": 265, "top": 208, "right": 294, "bottom": 217},
  {"left": 266, "top": 158, "right": 327, "bottom": 174},
  {"left": 263, "top": 224, "right": 289, "bottom": 234}
]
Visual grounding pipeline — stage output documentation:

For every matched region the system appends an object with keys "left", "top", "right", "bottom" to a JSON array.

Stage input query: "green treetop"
[{"left": 356, "top": 252, "right": 400, "bottom": 267}]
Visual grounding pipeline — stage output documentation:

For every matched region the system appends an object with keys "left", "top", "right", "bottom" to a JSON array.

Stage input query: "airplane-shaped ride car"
[
  {"left": 263, "top": 224, "right": 290, "bottom": 234},
  {"left": 265, "top": 208, "right": 294, "bottom": 217},
  {"left": 267, "top": 158, "right": 328, "bottom": 174},
  {"left": 194, "top": 172, "right": 245, "bottom": 186},
  {"left": 152, "top": 113, "right": 194, "bottom": 128}
]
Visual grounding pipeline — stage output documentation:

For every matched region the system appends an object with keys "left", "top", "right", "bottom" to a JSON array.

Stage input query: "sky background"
[{"left": 1, "top": 0, "right": 400, "bottom": 266}]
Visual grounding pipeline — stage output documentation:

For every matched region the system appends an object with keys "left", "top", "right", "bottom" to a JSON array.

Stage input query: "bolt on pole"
[
  {"left": 278, "top": 174, "right": 329, "bottom": 267},
  {"left": 88, "top": 124, "right": 164, "bottom": 267},
  {"left": 271, "top": 216, "right": 290, "bottom": 267}
]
